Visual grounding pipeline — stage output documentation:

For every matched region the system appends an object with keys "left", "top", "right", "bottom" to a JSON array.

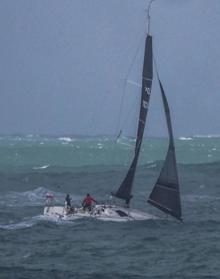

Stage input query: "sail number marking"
[
  {"left": 144, "top": 87, "right": 151, "bottom": 95},
  {"left": 142, "top": 100, "right": 149, "bottom": 109}
]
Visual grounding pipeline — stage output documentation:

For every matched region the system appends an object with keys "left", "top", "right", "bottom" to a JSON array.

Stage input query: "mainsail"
[
  {"left": 148, "top": 79, "right": 182, "bottom": 221},
  {"left": 112, "top": 35, "right": 153, "bottom": 205}
]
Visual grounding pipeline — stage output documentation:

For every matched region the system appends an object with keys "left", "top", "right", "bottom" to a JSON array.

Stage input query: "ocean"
[{"left": 0, "top": 135, "right": 220, "bottom": 279}]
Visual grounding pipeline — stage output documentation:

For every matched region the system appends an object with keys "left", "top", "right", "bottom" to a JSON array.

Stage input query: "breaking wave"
[
  {"left": 0, "top": 187, "right": 80, "bottom": 207},
  {"left": 32, "top": 165, "right": 50, "bottom": 170},
  {"left": 179, "top": 137, "right": 193, "bottom": 141},
  {"left": 193, "top": 134, "right": 220, "bottom": 138},
  {"left": 58, "top": 137, "right": 75, "bottom": 142}
]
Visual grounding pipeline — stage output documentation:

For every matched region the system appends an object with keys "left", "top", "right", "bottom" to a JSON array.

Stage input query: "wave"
[
  {"left": 97, "top": 143, "right": 103, "bottom": 149},
  {"left": 0, "top": 215, "right": 78, "bottom": 230},
  {"left": 179, "top": 137, "right": 193, "bottom": 141},
  {"left": 0, "top": 187, "right": 46, "bottom": 207},
  {"left": 58, "top": 137, "right": 75, "bottom": 142},
  {"left": 193, "top": 134, "right": 220, "bottom": 138},
  {"left": 0, "top": 217, "right": 39, "bottom": 230},
  {"left": 32, "top": 165, "right": 50, "bottom": 170},
  {"left": 0, "top": 187, "right": 81, "bottom": 207}
]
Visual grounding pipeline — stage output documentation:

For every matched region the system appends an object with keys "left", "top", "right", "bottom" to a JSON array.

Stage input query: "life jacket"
[{"left": 83, "top": 196, "right": 94, "bottom": 206}]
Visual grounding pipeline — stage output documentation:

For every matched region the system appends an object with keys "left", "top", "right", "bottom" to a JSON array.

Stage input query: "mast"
[
  {"left": 112, "top": 35, "right": 153, "bottom": 205},
  {"left": 148, "top": 78, "right": 182, "bottom": 221}
]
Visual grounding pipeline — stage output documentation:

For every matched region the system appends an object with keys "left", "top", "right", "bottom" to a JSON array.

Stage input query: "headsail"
[
  {"left": 148, "top": 79, "right": 182, "bottom": 221},
  {"left": 112, "top": 35, "right": 153, "bottom": 205}
]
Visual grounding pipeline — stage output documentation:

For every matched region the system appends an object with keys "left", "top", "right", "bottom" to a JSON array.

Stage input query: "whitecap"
[
  {"left": 33, "top": 165, "right": 50, "bottom": 170},
  {"left": 146, "top": 163, "right": 156, "bottom": 169},
  {"left": 117, "top": 141, "right": 134, "bottom": 149},
  {"left": 194, "top": 134, "right": 220, "bottom": 138},
  {"left": 97, "top": 143, "right": 103, "bottom": 149},
  {"left": 179, "top": 137, "right": 193, "bottom": 141},
  {"left": 58, "top": 137, "right": 74, "bottom": 142},
  {"left": 0, "top": 187, "right": 81, "bottom": 207}
]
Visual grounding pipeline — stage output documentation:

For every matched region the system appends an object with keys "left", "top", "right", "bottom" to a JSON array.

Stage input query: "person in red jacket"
[{"left": 82, "top": 193, "right": 97, "bottom": 211}]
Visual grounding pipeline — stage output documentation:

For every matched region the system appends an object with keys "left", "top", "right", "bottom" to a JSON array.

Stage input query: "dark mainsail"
[
  {"left": 112, "top": 35, "right": 153, "bottom": 205},
  {"left": 148, "top": 79, "right": 182, "bottom": 221}
]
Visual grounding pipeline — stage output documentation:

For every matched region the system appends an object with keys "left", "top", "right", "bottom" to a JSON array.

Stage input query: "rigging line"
[
  {"left": 115, "top": 32, "right": 145, "bottom": 141},
  {"left": 115, "top": 0, "right": 155, "bottom": 142},
  {"left": 115, "top": 0, "right": 156, "bottom": 140},
  {"left": 116, "top": 91, "right": 140, "bottom": 147},
  {"left": 127, "top": 80, "right": 141, "bottom": 88}
]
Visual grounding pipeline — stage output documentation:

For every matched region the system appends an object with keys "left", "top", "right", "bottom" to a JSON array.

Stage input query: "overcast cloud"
[{"left": 0, "top": 0, "right": 219, "bottom": 137}]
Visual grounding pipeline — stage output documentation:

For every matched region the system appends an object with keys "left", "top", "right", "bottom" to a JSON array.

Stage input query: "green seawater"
[
  {"left": 0, "top": 135, "right": 219, "bottom": 171},
  {"left": 0, "top": 135, "right": 220, "bottom": 278}
]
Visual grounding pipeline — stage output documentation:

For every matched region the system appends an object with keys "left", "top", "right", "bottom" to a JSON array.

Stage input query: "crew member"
[
  {"left": 65, "top": 194, "right": 72, "bottom": 213},
  {"left": 45, "top": 192, "right": 54, "bottom": 205},
  {"left": 82, "top": 193, "right": 97, "bottom": 211}
]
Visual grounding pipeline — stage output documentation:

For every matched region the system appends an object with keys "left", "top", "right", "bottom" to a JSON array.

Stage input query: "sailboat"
[
  {"left": 89, "top": 34, "right": 182, "bottom": 222},
  {"left": 44, "top": 3, "right": 182, "bottom": 222},
  {"left": 43, "top": 32, "right": 182, "bottom": 222}
]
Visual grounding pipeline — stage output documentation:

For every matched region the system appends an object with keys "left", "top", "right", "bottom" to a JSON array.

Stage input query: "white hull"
[
  {"left": 43, "top": 206, "right": 91, "bottom": 221},
  {"left": 43, "top": 204, "right": 156, "bottom": 222}
]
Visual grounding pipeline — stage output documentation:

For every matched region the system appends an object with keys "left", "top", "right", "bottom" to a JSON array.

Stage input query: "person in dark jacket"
[
  {"left": 65, "top": 194, "right": 71, "bottom": 207},
  {"left": 65, "top": 194, "right": 73, "bottom": 213},
  {"left": 82, "top": 193, "right": 97, "bottom": 211}
]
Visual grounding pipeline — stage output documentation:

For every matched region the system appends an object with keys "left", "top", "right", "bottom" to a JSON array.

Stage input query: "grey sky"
[{"left": 0, "top": 0, "right": 219, "bottom": 137}]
